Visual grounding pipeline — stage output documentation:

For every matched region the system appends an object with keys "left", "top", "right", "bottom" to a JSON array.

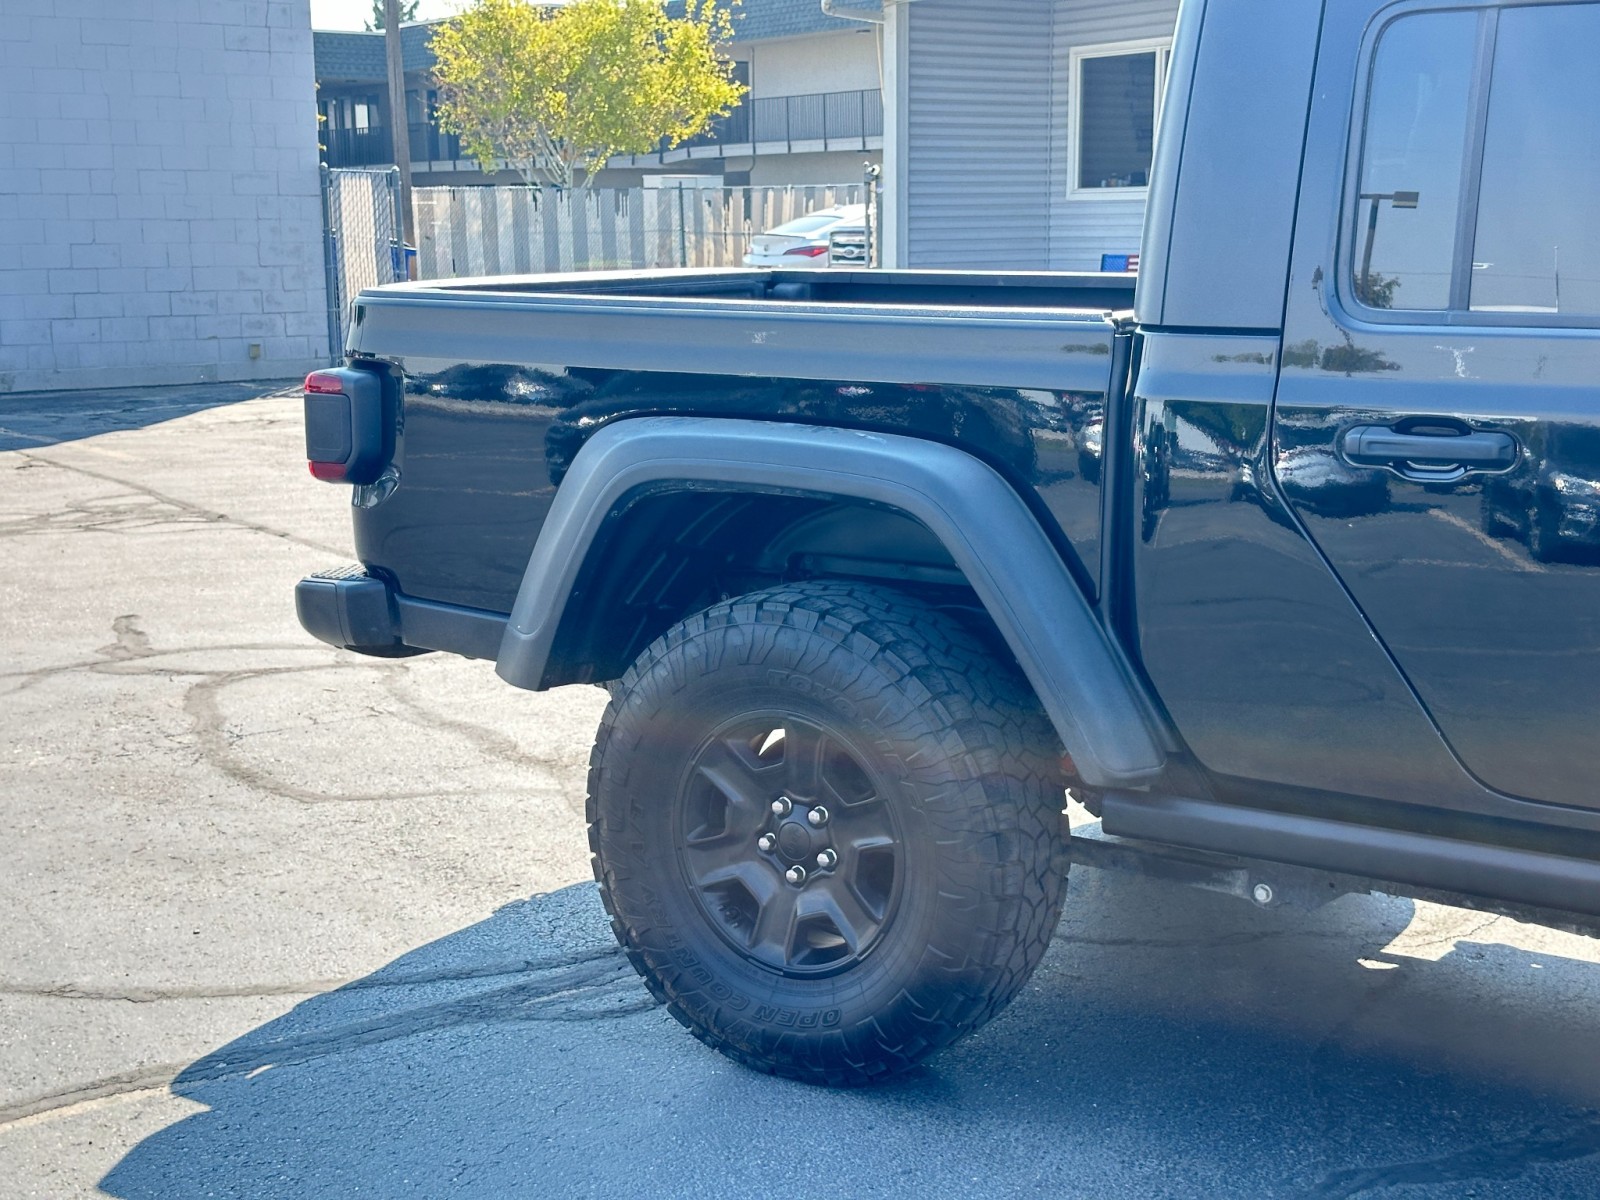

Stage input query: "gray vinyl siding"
[
  {"left": 902, "top": 0, "right": 1179, "bottom": 271},
  {"left": 1047, "top": 0, "right": 1180, "bottom": 270},
  {"left": 905, "top": 0, "right": 1054, "bottom": 268}
]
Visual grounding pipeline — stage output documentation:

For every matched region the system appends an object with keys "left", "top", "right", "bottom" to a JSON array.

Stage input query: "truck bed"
[
  {"left": 345, "top": 268, "right": 1134, "bottom": 616},
  {"left": 347, "top": 268, "right": 1135, "bottom": 392},
  {"left": 362, "top": 266, "right": 1135, "bottom": 308}
]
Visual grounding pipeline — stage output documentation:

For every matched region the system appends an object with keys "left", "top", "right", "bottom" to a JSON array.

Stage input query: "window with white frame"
[{"left": 1070, "top": 39, "right": 1173, "bottom": 195}]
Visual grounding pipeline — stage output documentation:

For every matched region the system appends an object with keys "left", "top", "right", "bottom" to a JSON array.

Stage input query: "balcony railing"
[
  {"left": 681, "top": 88, "right": 883, "bottom": 151},
  {"left": 321, "top": 123, "right": 463, "bottom": 169},
  {"left": 321, "top": 89, "right": 883, "bottom": 170}
]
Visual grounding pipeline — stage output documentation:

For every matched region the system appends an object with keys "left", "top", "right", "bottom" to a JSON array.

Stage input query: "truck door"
[{"left": 1274, "top": 0, "right": 1600, "bottom": 811}]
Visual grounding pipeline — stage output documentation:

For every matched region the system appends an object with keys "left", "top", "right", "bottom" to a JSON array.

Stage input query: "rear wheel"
[{"left": 587, "top": 582, "right": 1069, "bottom": 1085}]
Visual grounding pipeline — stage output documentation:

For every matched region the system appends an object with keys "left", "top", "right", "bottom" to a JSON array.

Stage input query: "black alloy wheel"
[{"left": 677, "top": 713, "right": 902, "bottom": 976}]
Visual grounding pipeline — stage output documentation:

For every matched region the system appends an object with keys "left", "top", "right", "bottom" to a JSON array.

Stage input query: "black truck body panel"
[
  {"left": 346, "top": 270, "right": 1131, "bottom": 614},
  {"left": 1137, "top": 0, "right": 1325, "bottom": 331},
  {"left": 1124, "top": 331, "right": 1495, "bottom": 813},
  {"left": 1272, "top": 0, "right": 1600, "bottom": 816},
  {"left": 300, "top": 0, "right": 1600, "bottom": 923}
]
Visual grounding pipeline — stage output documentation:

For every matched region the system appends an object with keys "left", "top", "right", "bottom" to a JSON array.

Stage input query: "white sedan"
[{"left": 742, "top": 205, "right": 867, "bottom": 268}]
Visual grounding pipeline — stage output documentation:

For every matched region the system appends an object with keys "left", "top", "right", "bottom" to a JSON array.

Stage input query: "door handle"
[{"left": 1341, "top": 424, "right": 1518, "bottom": 476}]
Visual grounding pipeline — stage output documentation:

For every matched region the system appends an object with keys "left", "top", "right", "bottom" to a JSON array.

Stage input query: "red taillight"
[
  {"left": 305, "top": 371, "right": 345, "bottom": 395},
  {"left": 305, "top": 367, "right": 387, "bottom": 485},
  {"left": 783, "top": 244, "right": 829, "bottom": 257}
]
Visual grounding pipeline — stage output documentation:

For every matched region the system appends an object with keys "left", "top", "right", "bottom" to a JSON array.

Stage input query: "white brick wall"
[{"left": 0, "top": 0, "right": 330, "bottom": 392}]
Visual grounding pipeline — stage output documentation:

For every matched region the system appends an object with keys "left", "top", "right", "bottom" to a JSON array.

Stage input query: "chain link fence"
[
  {"left": 413, "top": 184, "right": 866, "bottom": 279},
  {"left": 318, "top": 176, "right": 871, "bottom": 351},
  {"left": 320, "top": 165, "right": 406, "bottom": 353}
]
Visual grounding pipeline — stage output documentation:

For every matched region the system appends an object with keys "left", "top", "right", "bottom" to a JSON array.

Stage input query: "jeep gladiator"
[{"left": 296, "top": 0, "right": 1600, "bottom": 1083}]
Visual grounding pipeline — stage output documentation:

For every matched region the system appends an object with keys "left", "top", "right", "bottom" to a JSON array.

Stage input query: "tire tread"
[{"left": 587, "top": 582, "right": 1069, "bottom": 1086}]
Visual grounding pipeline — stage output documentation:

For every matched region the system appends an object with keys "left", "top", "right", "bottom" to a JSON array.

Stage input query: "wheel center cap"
[{"left": 776, "top": 820, "right": 813, "bottom": 861}]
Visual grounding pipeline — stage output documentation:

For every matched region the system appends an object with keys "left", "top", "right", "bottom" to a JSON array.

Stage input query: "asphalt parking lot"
[{"left": 3, "top": 383, "right": 1600, "bottom": 1199}]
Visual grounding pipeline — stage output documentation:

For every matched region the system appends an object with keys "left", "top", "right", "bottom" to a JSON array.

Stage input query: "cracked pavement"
[{"left": 4, "top": 383, "right": 1600, "bottom": 1198}]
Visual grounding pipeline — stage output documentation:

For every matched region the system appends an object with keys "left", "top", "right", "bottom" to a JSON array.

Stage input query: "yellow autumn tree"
[{"left": 431, "top": 0, "right": 744, "bottom": 190}]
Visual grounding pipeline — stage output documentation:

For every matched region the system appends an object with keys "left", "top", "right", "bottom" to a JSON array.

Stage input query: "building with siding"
[
  {"left": 317, "top": 1, "right": 884, "bottom": 188},
  {"left": 881, "top": 0, "right": 1180, "bottom": 270}
]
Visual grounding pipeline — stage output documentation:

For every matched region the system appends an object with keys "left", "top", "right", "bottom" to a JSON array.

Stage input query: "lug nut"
[
  {"left": 785, "top": 865, "right": 808, "bottom": 886},
  {"left": 807, "top": 806, "right": 830, "bottom": 827},
  {"left": 816, "top": 849, "right": 837, "bottom": 870},
  {"left": 771, "top": 796, "right": 793, "bottom": 817},
  {"left": 758, "top": 833, "right": 776, "bottom": 852}
]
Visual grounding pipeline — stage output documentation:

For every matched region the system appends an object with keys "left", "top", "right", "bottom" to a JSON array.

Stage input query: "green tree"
[
  {"left": 1354, "top": 269, "right": 1402, "bottom": 310},
  {"left": 366, "top": 0, "right": 421, "bottom": 31},
  {"left": 430, "top": 0, "right": 744, "bottom": 190}
]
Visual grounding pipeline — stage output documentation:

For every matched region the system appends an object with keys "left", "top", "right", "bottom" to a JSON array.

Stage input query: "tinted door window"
[
  {"left": 1470, "top": 5, "right": 1600, "bottom": 317},
  {"left": 1351, "top": 12, "right": 1478, "bottom": 310}
]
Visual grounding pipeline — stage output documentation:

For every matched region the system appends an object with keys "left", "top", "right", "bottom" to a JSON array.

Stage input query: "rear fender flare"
[{"left": 496, "top": 416, "right": 1167, "bottom": 788}]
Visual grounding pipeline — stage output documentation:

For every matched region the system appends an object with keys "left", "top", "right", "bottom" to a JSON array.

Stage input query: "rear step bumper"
[{"left": 295, "top": 565, "right": 507, "bottom": 661}]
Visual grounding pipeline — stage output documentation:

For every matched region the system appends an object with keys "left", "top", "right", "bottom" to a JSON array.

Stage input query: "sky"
[{"left": 308, "top": 0, "right": 468, "bottom": 31}]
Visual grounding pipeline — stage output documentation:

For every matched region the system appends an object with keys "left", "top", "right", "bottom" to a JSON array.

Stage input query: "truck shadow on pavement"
[
  {"left": 101, "top": 872, "right": 1600, "bottom": 1199},
  {"left": 0, "top": 381, "right": 294, "bottom": 451}
]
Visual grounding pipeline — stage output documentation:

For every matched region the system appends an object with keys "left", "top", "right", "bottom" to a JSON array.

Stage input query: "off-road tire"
[{"left": 587, "top": 582, "right": 1070, "bottom": 1086}]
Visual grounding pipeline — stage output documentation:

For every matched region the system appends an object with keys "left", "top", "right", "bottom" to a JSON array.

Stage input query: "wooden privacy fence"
[{"left": 413, "top": 184, "right": 866, "bottom": 279}]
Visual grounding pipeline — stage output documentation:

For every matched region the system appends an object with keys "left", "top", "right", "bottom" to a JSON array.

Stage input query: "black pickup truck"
[{"left": 296, "top": 0, "right": 1600, "bottom": 1084}]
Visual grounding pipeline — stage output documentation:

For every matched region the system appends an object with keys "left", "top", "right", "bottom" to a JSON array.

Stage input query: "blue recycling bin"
[{"left": 390, "top": 242, "right": 418, "bottom": 281}]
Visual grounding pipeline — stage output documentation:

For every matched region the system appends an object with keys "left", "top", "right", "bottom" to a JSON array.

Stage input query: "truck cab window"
[
  {"left": 1351, "top": 12, "right": 1477, "bottom": 310},
  {"left": 1470, "top": 4, "right": 1600, "bottom": 317}
]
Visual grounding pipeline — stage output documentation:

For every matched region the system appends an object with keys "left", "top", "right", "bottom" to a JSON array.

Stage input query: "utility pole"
[
  {"left": 1356, "top": 189, "right": 1418, "bottom": 301},
  {"left": 863, "top": 160, "right": 880, "bottom": 268},
  {"left": 383, "top": 0, "right": 415, "bottom": 255}
]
